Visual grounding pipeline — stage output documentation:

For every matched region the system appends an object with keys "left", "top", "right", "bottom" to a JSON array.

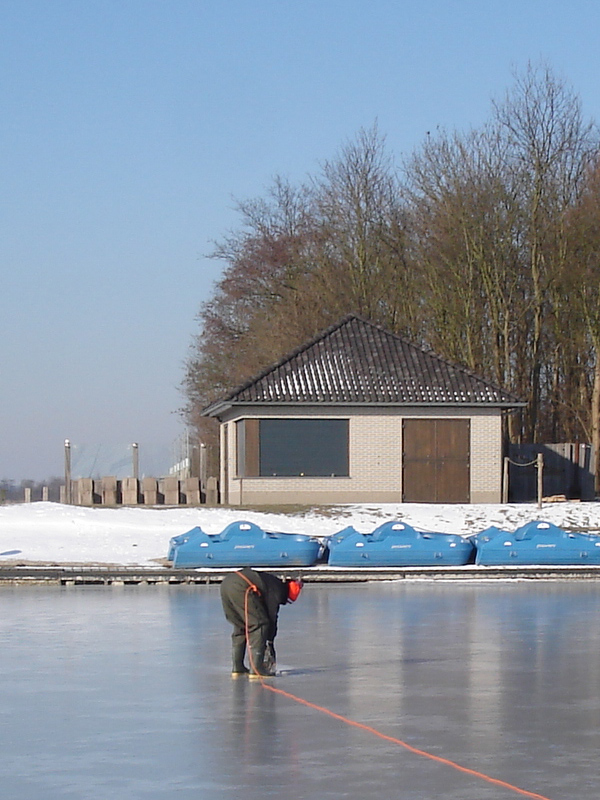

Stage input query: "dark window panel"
[{"left": 259, "top": 419, "right": 349, "bottom": 477}]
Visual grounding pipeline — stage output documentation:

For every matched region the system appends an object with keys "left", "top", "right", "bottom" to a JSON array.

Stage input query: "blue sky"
[{"left": 1, "top": 0, "right": 599, "bottom": 480}]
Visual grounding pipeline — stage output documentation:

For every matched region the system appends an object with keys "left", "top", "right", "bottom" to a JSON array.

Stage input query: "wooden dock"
[{"left": 2, "top": 564, "right": 600, "bottom": 585}]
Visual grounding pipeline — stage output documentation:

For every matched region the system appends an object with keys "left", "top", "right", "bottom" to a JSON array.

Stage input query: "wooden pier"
[{"left": 2, "top": 564, "right": 600, "bottom": 585}]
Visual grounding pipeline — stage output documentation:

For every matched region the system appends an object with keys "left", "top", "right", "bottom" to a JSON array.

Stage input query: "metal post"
[
  {"left": 537, "top": 452, "right": 544, "bottom": 509},
  {"left": 200, "top": 443, "right": 207, "bottom": 494},
  {"left": 132, "top": 442, "right": 139, "bottom": 480},
  {"left": 64, "top": 439, "right": 72, "bottom": 504}
]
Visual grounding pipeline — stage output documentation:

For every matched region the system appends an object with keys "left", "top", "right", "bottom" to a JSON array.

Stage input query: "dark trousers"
[{"left": 221, "top": 589, "right": 269, "bottom": 670}]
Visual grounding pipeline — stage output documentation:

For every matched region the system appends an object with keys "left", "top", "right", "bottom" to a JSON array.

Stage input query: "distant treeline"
[
  {"left": 183, "top": 63, "right": 600, "bottom": 489},
  {"left": 0, "top": 478, "right": 63, "bottom": 503}
]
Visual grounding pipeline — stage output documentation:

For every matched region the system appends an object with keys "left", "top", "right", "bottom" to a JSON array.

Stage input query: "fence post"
[
  {"left": 64, "top": 439, "right": 72, "bottom": 504},
  {"left": 200, "top": 443, "right": 207, "bottom": 496},
  {"left": 206, "top": 476, "right": 219, "bottom": 505},
  {"left": 102, "top": 476, "right": 118, "bottom": 505},
  {"left": 181, "top": 477, "right": 201, "bottom": 505},
  {"left": 132, "top": 442, "right": 139, "bottom": 481},
  {"left": 142, "top": 477, "right": 158, "bottom": 505},
  {"left": 537, "top": 452, "right": 544, "bottom": 508},
  {"left": 79, "top": 478, "right": 94, "bottom": 506},
  {"left": 160, "top": 476, "right": 180, "bottom": 505},
  {"left": 122, "top": 477, "right": 140, "bottom": 505},
  {"left": 502, "top": 457, "right": 509, "bottom": 503}
]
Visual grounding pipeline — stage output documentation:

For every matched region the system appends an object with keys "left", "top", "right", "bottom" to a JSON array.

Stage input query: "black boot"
[
  {"left": 248, "top": 645, "right": 275, "bottom": 679},
  {"left": 264, "top": 641, "right": 276, "bottom": 674},
  {"left": 231, "top": 641, "right": 249, "bottom": 678},
  {"left": 247, "top": 627, "right": 275, "bottom": 679}
]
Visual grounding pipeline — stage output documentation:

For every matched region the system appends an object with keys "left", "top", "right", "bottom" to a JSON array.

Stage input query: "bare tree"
[
  {"left": 565, "top": 161, "right": 600, "bottom": 490},
  {"left": 405, "top": 126, "right": 525, "bottom": 392},
  {"left": 404, "top": 63, "right": 598, "bottom": 443},
  {"left": 310, "top": 125, "right": 417, "bottom": 335},
  {"left": 493, "top": 62, "right": 597, "bottom": 439}
]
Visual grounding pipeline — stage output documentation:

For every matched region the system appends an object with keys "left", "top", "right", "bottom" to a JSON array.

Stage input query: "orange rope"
[
  {"left": 243, "top": 583, "right": 262, "bottom": 676},
  {"left": 236, "top": 570, "right": 261, "bottom": 596},
  {"left": 259, "top": 681, "right": 553, "bottom": 800},
  {"left": 238, "top": 577, "right": 553, "bottom": 799}
]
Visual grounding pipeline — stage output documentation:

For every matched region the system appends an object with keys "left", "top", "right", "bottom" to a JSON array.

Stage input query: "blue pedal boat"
[
  {"left": 473, "top": 520, "right": 600, "bottom": 566},
  {"left": 168, "top": 520, "right": 322, "bottom": 568},
  {"left": 326, "top": 521, "right": 474, "bottom": 567}
]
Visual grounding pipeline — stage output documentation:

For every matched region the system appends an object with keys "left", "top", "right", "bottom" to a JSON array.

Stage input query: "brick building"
[{"left": 202, "top": 316, "right": 525, "bottom": 505}]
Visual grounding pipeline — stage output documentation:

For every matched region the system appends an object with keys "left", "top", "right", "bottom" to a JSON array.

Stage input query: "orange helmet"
[{"left": 287, "top": 579, "right": 303, "bottom": 603}]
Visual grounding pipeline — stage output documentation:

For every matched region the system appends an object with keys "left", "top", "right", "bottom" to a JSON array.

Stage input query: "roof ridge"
[{"left": 203, "top": 314, "right": 525, "bottom": 414}]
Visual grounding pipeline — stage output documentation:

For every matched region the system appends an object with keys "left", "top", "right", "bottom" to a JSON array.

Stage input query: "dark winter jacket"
[{"left": 220, "top": 568, "right": 289, "bottom": 641}]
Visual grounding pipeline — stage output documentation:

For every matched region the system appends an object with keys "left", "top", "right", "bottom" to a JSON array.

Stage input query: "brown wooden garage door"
[{"left": 402, "top": 419, "right": 470, "bottom": 503}]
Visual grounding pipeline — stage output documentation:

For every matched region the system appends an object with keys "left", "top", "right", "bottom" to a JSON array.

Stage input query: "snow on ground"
[{"left": 1, "top": 500, "right": 600, "bottom": 567}]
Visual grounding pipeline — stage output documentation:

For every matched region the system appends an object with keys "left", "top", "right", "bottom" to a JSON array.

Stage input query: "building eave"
[{"left": 203, "top": 399, "right": 527, "bottom": 420}]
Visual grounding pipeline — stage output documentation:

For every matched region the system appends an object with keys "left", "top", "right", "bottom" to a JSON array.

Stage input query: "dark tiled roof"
[{"left": 203, "top": 316, "right": 524, "bottom": 415}]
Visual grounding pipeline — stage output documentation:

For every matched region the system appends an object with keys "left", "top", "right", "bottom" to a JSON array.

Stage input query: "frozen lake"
[{"left": 1, "top": 582, "right": 599, "bottom": 800}]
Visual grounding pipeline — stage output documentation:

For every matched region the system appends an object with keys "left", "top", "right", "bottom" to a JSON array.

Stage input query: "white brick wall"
[
  {"left": 470, "top": 411, "right": 502, "bottom": 502},
  {"left": 221, "top": 405, "right": 503, "bottom": 504},
  {"left": 349, "top": 413, "right": 402, "bottom": 492}
]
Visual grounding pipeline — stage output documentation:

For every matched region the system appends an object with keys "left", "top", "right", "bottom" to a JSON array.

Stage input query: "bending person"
[{"left": 220, "top": 568, "right": 303, "bottom": 678}]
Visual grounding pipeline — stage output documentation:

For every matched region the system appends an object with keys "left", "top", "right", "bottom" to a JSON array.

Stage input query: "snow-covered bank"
[
  {"left": 0, "top": 503, "right": 600, "bottom": 566},
  {"left": 1, "top": 501, "right": 600, "bottom": 567}
]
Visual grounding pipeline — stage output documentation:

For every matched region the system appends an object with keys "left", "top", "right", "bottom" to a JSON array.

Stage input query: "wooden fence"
[
  {"left": 57, "top": 476, "right": 220, "bottom": 506},
  {"left": 507, "top": 443, "right": 595, "bottom": 502}
]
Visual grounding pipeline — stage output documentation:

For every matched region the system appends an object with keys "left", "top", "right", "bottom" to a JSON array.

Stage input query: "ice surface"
[{"left": 0, "top": 582, "right": 597, "bottom": 799}]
